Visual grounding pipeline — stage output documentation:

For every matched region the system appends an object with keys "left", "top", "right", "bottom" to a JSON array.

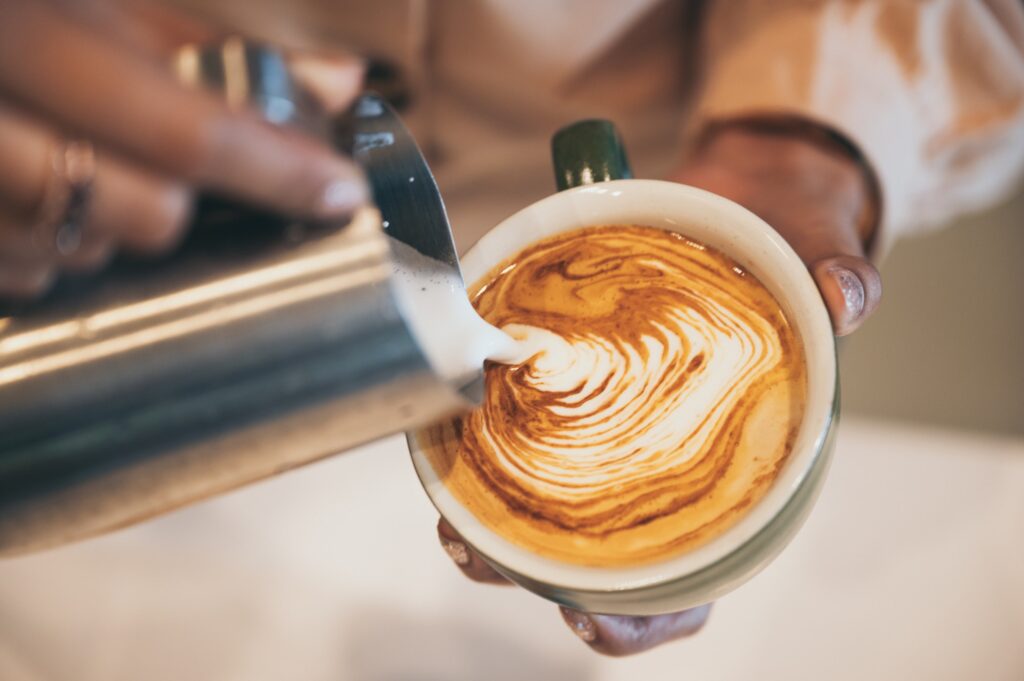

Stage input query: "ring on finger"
[{"left": 32, "top": 139, "right": 96, "bottom": 256}]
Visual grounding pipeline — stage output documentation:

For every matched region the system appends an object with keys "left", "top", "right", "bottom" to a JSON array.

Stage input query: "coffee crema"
[{"left": 418, "top": 225, "right": 807, "bottom": 567}]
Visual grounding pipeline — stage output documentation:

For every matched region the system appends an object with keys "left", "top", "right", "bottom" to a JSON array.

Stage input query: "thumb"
[
  {"left": 759, "top": 184, "right": 884, "bottom": 337},
  {"left": 757, "top": 204, "right": 880, "bottom": 337},
  {"left": 810, "top": 253, "right": 882, "bottom": 337},
  {"left": 750, "top": 204, "right": 881, "bottom": 337}
]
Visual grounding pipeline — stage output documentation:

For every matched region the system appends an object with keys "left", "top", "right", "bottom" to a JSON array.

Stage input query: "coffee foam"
[{"left": 419, "top": 225, "right": 807, "bottom": 567}]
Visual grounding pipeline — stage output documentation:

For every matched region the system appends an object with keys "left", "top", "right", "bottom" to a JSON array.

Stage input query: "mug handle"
[{"left": 551, "top": 119, "right": 634, "bottom": 192}]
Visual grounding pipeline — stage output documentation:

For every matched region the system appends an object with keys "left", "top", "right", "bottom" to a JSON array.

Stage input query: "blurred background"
[{"left": 843, "top": 184, "right": 1024, "bottom": 436}]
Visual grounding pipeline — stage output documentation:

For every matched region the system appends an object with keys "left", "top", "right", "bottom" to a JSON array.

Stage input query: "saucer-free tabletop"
[{"left": 0, "top": 417, "right": 1021, "bottom": 681}]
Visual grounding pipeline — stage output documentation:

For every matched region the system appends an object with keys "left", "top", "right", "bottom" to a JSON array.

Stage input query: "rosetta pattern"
[{"left": 423, "top": 225, "right": 806, "bottom": 566}]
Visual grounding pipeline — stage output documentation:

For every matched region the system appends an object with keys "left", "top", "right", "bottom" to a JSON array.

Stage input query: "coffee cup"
[{"left": 408, "top": 120, "right": 838, "bottom": 616}]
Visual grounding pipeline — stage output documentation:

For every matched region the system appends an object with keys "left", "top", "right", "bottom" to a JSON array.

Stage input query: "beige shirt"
[{"left": 179, "top": 0, "right": 1024, "bottom": 254}]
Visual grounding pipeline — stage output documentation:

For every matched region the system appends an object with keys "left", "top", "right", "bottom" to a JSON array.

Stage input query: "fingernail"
[
  {"left": 559, "top": 606, "right": 598, "bottom": 643},
  {"left": 828, "top": 265, "right": 865, "bottom": 322},
  {"left": 440, "top": 536, "right": 470, "bottom": 566},
  {"left": 317, "top": 178, "right": 367, "bottom": 216}
]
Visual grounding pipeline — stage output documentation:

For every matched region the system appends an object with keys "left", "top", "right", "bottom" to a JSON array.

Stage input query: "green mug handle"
[{"left": 551, "top": 119, "right": 634, "bottom": 191}]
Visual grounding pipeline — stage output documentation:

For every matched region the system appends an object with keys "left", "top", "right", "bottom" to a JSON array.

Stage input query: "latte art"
[{"left": 419, "top": 225, "right": 807, "bottom": 566}]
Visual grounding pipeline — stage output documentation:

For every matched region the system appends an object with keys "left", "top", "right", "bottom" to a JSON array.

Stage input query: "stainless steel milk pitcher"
[{"left": 0, "top": 42, "right": 479, "bottom": 556}]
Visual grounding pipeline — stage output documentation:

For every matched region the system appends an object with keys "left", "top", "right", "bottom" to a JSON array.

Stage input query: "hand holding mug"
[
  {"left": 439, "top": 518, "right": 713, "bottom": 656},
  {"left": 429, "top": 117, "right": 878, "bottom": 656}
]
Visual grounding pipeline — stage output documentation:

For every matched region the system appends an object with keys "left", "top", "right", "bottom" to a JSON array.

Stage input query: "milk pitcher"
[{"left": 0, "top": 42, "right": 480, "bottom": 556}]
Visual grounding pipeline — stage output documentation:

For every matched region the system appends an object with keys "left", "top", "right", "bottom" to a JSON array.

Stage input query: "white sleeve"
[{"left": 692, "top": 0, "right": 1024, "bottom": 252}]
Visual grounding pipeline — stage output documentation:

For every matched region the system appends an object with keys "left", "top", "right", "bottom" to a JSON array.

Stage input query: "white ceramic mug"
[{"left": 409, "top": 121, "right": 838, "bottom": 615}]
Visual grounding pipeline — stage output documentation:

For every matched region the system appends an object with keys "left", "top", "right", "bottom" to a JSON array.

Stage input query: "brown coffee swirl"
[{"left": 418, "top": 225, "right": 807, "bottom": 567}]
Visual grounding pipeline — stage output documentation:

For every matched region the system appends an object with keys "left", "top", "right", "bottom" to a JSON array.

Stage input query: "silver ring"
[{"left": 33, "top": 140, "right": 96, "bottom": 256}]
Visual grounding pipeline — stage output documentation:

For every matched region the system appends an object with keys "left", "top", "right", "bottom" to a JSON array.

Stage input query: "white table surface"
[{"left": 1, "top": 416, "right": 1022, "bottom": 681}]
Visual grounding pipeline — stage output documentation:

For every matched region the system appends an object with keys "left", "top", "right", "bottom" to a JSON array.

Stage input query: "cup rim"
[{"left": 409, "top": 178, "right": 837, "bottom": 592}]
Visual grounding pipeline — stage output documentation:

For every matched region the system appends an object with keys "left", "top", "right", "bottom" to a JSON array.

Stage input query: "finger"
[
  {"left": 0, "top": 103, "right": 50, "bottom": 215},
  {"left": 289, "top": 52, "right": 366, "bottom": 114},
  {"left": 771, "top": 216, "right": 881, "bottom": 337},
  {"left": 51, "top": 0, "right": 225, "bottom": 56},
  {"left": 0, "top": 3, "right": 366, "bottom": 220},
  {"left": 89, "top": 155, "right": 192, "bottom": 254},
  {"left": 0, "top": 262, "right": 56, "bottom": 299},
  {"left": 765, "top": 216, "right": 882, "bottom": 336},
  {"left": 0, "top": 209, "right": 114, "bottom": 275},
  {"left": 0, "top": 104, "right": 192, "bottom": 255},
  {"left": 811, "top": 255, "right": 881, "bottom": 336},
  {"left": 0, "top": 210, "right": 48, "bottom": 262},
  {"left": 748, "top": 185, "right": 881, "bottom": 337},
  {"left": 436, "top": 519, "right": 512, "bottom": 585},
  {"left": 58, "top": 237, "right": 115, "bottom": 272},
  {"left": 559, "top": 604, "right": 712, "bottom": 657},
  {"left": 722, "top": 187, "right": 882, "bottom": 337}
]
